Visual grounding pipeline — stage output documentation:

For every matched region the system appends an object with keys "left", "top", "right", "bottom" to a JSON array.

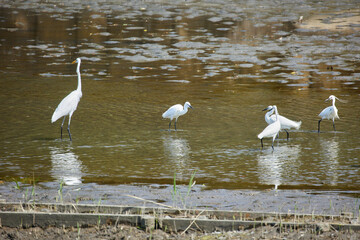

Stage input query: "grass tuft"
[
  {"left": 57, "top": 179, "right": 64, "bottom": 203},
  {"left": 171, "top": 171, "right": 197, "bottom": 208}
]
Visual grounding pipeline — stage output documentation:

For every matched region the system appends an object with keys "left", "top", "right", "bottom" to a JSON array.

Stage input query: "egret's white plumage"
[
  {"left": 318, "top": 95, "right": 340, "bottom": 133},
  {"left": 258, "top": 105, "right": 281, "bottom": 150},
  {"left": 264, "top": 106, "right": 301, "bottom": 140},
  {"left": 162, "top": 102, "right": 193, "bottom": 130},
  {"left": 51, "top": 58, "right": 82, "bottom": 141}
]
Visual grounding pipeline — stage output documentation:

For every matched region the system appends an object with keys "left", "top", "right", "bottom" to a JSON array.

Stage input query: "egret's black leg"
[
  {"left": 332, "top": 119, "right": 336, "bottom": 131},
  {"left": 174, "top": 119, "right": 177, "bottom": 131},
  {"left": 285, "top": 130, "right": 289, "bottom": 140},
  {"left": 168, "top": 120, "right": 171, "bottom": 131},
  {"left": 260, "top": 139, "right": 263, "bottom": 149},
  {"left": 60, "top": 117, "right": 66, "bottom": 140},
  {"left": 68, "top": 114, "right": 73, "bottom": 141},
  {"left": 271, "top": 139, "right": 275, "bottom": 151},
  {"left": 67, "top": 127, "right": 72, "bottom": 141},
  {"left": 318, "top": 119, "right": 322, "bottom": 133}
]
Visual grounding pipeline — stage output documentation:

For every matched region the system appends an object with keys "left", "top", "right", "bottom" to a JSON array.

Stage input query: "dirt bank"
[
  {"left": 1, "top": 223, "right": 359, "bottom": 240},
  {"left": 1, "top": 203, "right": 359, "bottom": 240}
]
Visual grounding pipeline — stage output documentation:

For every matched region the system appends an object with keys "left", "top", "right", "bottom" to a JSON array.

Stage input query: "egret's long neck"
[
  {"left": 181, "top": 105, "right": 189, "bottom": 115},
  {"left": 332, "top": 97, "right": 336, "bottom": 107},
  {"left": 274, "top": 106, "right": 279, "bottom": 120},
  {"left": 76, "top": 61, "right": 82, "bottom": 92},
  {"left": 265, "top": 109, "right": 274, "bottom": 122}
]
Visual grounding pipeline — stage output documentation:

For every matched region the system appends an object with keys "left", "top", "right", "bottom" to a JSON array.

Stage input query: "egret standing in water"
[
  {"left": 258, "top": 105, "right": 281, "bottom": 150},
  {"left": 263, "top": 106, "right": 301, "bottom": 140},
  {"left": 51, "top": 58, "right": 83, "bottom": 141},
  {"left": 318, "top": 95, "right": 341, "bottom": 133},
  {"left": 162, "top": 102, "right": 193, "bottom": 131}
]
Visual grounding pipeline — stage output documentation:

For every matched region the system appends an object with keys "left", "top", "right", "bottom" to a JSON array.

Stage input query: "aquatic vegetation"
[
  {"left": 171, "top": 171, "right": 197, "bottom": 209},
  {"left": 57, "top": 179, "right": 65, "bottom": 203}
]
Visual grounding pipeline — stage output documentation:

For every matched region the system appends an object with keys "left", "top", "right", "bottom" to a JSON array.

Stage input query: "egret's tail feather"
[
  {"left": 51, "top": 109, "right": 62, "bottom": 123},
  {"left": 162, "top": 111, "right": 171, "bottom": 119},
  {"left": 295, "top": 121, "right": 302, "bottom": 130}
]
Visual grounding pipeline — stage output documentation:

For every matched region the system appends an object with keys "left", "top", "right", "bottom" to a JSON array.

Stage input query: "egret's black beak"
[
  {"left": 262, "top": 107, "right": 270, "bottom": 111},
  {"left": 189, "top": 106, "right": 193, "bottom": 109}
]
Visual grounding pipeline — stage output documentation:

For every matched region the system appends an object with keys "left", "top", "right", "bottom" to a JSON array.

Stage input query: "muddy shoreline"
[{"left": 1, "top": 181, "right": 358, "bottom": 215}]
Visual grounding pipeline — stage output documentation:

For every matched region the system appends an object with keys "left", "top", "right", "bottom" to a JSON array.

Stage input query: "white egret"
[
  {"left": 263, "top": 106, "right": 301, "bottom": 140},
  {"left": 51, "top": 58, "right": 83, "bottom": 141},
  {"left": 298, "top": 16, "right": 303, "bottom": 23},
  {"left": 258, "top": 105, "right": 281, "bottom": 150},
  {"left": 318, "top": 95, "right": 341, "bottom": 133},
  {"left": 162, "top": 102, "right": 193, "bottom": 131}
]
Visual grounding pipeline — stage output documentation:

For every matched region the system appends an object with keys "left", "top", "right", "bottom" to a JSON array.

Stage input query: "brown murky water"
[{"left": 0, "top": 0, "right": 360, "bottom": 207}]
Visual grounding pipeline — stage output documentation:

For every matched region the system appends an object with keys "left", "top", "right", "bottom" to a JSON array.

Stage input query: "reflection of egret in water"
[
  {"left": 50, "top": 146, "right": 83, "bottom": 185},
  {"left": 257, "top": 145, "right": 300, "bottom": 188},
  {"left": 162, "top": 134, "right": 191, "bottom": 178},
  {"left": 320, "top": 137, "right": 339, "bottom": 185}
]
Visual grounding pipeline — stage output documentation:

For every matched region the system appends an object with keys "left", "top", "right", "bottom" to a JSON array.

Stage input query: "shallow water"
[{"left": 0, "top": 0, "right": 360, "bottom": 199}]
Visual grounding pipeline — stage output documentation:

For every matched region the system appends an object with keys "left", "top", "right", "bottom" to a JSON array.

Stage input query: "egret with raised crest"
[{"left": 318, "top": 95, "right": 343, "bottom": 133}]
